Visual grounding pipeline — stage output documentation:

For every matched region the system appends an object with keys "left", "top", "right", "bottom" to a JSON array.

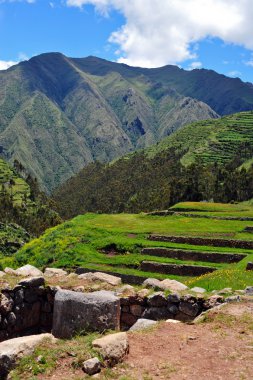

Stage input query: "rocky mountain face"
[{"left": 1, "top": 53, "right": 253, "bottom": 191}]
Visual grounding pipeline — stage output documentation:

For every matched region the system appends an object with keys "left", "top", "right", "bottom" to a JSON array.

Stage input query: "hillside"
[
  {"left": 53, "top": 111, "right": 253, "bottom": 218},
  {"left": 0, "top": 158, "right": 61, "bottom": 250},
  {"left": 11, "top": 201, "right": 253, "bottom": 292},
  {"left": 1, "top": 53, "right": 253, "bottom": 191}
]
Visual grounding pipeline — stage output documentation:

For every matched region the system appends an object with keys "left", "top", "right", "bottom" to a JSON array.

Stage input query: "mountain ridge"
[{"left": 1, "top": 53, "right": 253, "bottom": 191}]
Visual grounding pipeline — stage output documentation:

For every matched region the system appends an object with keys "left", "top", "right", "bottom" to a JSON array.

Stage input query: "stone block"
[{"left": 52, "top": 290, "right": 120, "bottom": 338}]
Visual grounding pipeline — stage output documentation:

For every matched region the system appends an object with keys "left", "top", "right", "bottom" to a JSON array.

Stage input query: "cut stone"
[{"left": 52, "top": 289, "right": 120, "bottom": 338}]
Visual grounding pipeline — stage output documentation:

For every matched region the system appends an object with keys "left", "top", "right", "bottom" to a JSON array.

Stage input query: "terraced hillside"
[
  {"left": 53, "top": 111, "right": 253, "bottom": 218},
  {"left": 0, "top": 159, "right": 31, "bottom": 206},
  {"left": 153, "top": 111, "right": 253, "bottom": 166},
  {"left": 10, "top": 202, "right": 253, "bottom": 291},
  {"left": 0, "top": 158, "right": 61, "bottom": 242}
]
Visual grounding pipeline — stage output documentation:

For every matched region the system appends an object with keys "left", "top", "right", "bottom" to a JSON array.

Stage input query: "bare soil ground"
[{"left": 15, "top": 301, "right": 253, "bottom": 380}]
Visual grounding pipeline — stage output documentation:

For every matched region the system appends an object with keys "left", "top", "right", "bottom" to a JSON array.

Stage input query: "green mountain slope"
[
  {"left": 2, "top": 52, "right": 253, "bottom": 191},
  {"left": 53, "top": 111, "right": 253, "bottom": 218},
  {"left": 0, "top": 158, "right": 61, "bottom": 243}
]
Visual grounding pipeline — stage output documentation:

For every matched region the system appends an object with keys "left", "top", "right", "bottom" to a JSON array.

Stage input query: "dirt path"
[
  {"left": 35, "top": 302, "right": 253, "bottom": 380},
  {"left": 125, "top": 302, "right": 253, "bottom": 380}
]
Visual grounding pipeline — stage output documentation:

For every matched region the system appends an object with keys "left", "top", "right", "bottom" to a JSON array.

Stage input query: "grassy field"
[{"left": 4, "top": 202, "right": 253, "bottom": 291}]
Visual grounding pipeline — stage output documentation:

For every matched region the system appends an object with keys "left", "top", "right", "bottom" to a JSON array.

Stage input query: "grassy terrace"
[{"left": 4, "top": 201, "right": 253, "bottom": 291}]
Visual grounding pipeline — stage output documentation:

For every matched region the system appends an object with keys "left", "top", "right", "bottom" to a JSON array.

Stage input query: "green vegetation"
[
  {"left": 2, "top": 53, "right": 253, "bottom": 191},
  {"left": 7, "top": 202, "right": 253, "bottom": 290},
  {"left": 0, "top": 158, "right": 61, "bottom": 255},
  {"left": 53, "top": 111, "right": 253, "bottom": 219}
]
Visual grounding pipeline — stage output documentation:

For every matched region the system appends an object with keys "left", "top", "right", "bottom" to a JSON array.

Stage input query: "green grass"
[{"left": 6, "top": 202, "right": 253, "bottom": 291}]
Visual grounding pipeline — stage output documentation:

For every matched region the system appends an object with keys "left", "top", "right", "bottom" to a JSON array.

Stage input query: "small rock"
[
  {"left": 15, "top": 265, "right": 43, "bottom": 277},
  {"left": 129, "top": 318, "right": 157, "bottom": 331},
  {"left": 147, "top": 292, "right": 167, "bottom": 307},
  {"left": 116, "top": 285, "right": 136, "bottom": 297},
  {"left": 225, "top": 295, "right": 241, "bottom": 303},
  {"left": 92, "top": 332, "right": 129, "bottom": 366},
  {"left": 245, "top": 286, "right": 253, "bottom": 295},
  {"left": 129, "top": 304, "right": 145, "bottom": 317},
  {"left": 4, "top": 267, "right": 18, "bottom": 276},
  {"left": 137, "top": 289, "right": 150, "bottom": 298},
  {"left": 73, "top": 286, "right": 84, "bottom": 292},
  {"left": 142, "top": 278, "right": 161, "bottom": 289},
  {"left": 92, "top": 272, "right": 122, "bottom": 286},
  {"left": 179, "top": 301, "right": 200, "bottom": 317},
  {"left": 191, "top": 287, "right": 206, "bottom": 294},
  {"left": 218, "top": 288, "right": 232, "bottom": 295},
  {"left": 44, "top": 268, "right": 67, "bottom": 277},
  {"left": 142, "top": 307, "right": 173, "bottom": 321},
  {"left": 18, "top": 276, "right": 45, "bottom": 288},
  {"left": 165, "top": 319, "right": 181, "bottom": 324},
  {"left": 167, "top": 293, "right": 180, "bottom": 303},
  {"left": 159, "top": 279, "right": 188, "bottom": 292},
  {"left": 234, "top": 290, "right": 245, "bottom": 295},
  {"left": 0, "top": 294, "right": 14, "bottom": 315},
  {"left": 246, "top": 262, "right": 253, "bottom": 271},
  {"left": 82, "top": 357, "right": 101, "bottom": 375},
  {"left": 0, "top": 271, "right": 6, "bottom": 278},
  {"left": 36, "top": 355, "right": 45, "bottom": 363},
  {"left": 78, "top": 272, "right": 95, "bottom": 280}
]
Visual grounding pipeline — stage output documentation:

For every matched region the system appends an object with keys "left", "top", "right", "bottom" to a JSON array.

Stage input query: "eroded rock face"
[
  {"left": 92, "top": 332, "right": 129, "bottom": 366},
  {"left": 0, "top": 333, "right": 55, "bottom": 378},
  {"left": 52, "top": 290, "right": 120, "bottom": 338}
]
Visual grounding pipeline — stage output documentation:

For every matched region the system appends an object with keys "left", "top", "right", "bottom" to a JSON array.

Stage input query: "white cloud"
[
  {"left": 227, "top": 70, "right": 242, "bottom": 78},
  {"left": 0, "top": 60, "right": 18, "bottom": 70},
  {"left": 66, "top": 0, "right": 253, "bottom": 68},
  {"left": 0, "top": 52, "right": 29, "bottom": 71},
  {"left": 246, "top": 61, "right": 253, "bottom": 67},
  {"left": 188, "top": 61, "right": 202, "bottom": 70}
]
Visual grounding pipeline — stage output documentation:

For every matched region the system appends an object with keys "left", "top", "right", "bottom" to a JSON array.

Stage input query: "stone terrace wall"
[
  {"left": 0, "top": 278, "right": 56, "bottom": 342},
  {"left": 120, "top": 292, "right": 223, "bottom": 330},
  {"left": 149, "top": 235, "right": 253, "bottom": 249}
]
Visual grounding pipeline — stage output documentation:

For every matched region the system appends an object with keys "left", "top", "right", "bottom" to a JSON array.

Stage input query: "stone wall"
[
  {"left": 120, "top": 292, "right": 223, "bottom": 330},
  {"left": 0, "top": 278, "right": 56, "bottom": 342},
  {"left": 141, "top": 247, "right": 246, "bottom": 264},
  {"left": 149, "top": 234, "right": 253, "bottom": 249},
  {"left": 140, "top": 261, "right": 216, "bottom": 276}
]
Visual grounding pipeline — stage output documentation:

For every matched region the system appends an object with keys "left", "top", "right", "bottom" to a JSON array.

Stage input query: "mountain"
[
  {"left": 1, "top": 53, "right": 253, "bottom": 191},
  {"left": 53, "top": 111, "right": 253, "bottom": 218}
]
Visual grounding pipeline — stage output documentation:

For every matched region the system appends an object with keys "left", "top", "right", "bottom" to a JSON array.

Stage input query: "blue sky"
[{"left": 0, "top": 0, "right": 253, "bottom": 83}]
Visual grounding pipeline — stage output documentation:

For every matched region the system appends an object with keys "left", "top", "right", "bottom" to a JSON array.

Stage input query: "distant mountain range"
[
  {"left": 53, "top": 111, "right": 253, "bottom": 218},
  {"left": 1, "top": 53, "right": 253, "bottom": 191}
]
